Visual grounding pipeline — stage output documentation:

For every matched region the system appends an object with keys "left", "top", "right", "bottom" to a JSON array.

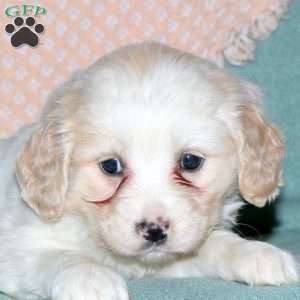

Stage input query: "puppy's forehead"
[
  {"left": 80, "top": 45, "right": 235, "bottom": 154},
  {"left": 87, "top": 45, "right": 221, "bottom": 111}
]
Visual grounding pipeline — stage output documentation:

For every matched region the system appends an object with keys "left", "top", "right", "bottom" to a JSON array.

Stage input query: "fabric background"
[
  {"left": 1, "top": 0, "right": 300, "bottom": 299},
  {"left": 0, "top": 0, "right": 289, "bottom": 136}
]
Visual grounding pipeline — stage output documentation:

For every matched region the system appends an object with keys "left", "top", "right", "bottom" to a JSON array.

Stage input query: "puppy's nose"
[
  {"left": 145, "top": 226, "right": 167, "bottom": 243},
  {"left": 136, "top": 221, "right": 168, "bottom": 244}
]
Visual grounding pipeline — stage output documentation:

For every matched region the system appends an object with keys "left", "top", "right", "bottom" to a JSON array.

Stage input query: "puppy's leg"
[
  {"left": 160, "top": 230, "right": 299, "bottom": 285},
  {"left": 0, "top": 250, "right": 129, "bottom": 300}
]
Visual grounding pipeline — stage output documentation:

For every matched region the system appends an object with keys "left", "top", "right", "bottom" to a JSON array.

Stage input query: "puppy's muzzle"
[{"left": 136, "top": 219, "right": 169, "bottom": 245}]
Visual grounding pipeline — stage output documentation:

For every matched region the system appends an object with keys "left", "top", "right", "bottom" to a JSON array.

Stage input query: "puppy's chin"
[
  {"left": 107, "top": 240, "right": 194, "bottom": 265},
  {"left": 138, "top": 248, "right": 177, "bottom": 264},
  {"left": 107, "top": 243, "right": 178, "bottom": 264},
  {"left": 135, "top": 240, "right": 202, "bottom": 265}
]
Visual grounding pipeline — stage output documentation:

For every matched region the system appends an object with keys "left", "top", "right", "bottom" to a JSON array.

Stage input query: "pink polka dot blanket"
[{"left": 0, "top": 0, "right": 290, "bottom": 137}]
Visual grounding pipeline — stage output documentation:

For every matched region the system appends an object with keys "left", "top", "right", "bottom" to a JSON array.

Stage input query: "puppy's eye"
[
  {"left": 180, "top": 153, "right": 204, "bottom": 171},
  {"left": 100, "top": 158, "right": 123, "bottom": 175}
]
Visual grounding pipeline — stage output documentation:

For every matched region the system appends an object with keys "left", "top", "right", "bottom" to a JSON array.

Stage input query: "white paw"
[
  {"left": 51, "top": 263, "right": 129, "bottom": 300},
  {"left": 231, "top": 241, "right": 299, "bottom": 286}
]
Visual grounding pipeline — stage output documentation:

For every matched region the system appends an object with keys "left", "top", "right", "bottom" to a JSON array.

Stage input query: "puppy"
[{"left": 0, "top": 42, "right": 298, "bottom": 300}]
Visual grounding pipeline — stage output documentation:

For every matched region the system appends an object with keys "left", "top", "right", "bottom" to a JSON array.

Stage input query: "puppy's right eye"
[{"left": 99, "top": 158, "right": 123, "bottom": 175}]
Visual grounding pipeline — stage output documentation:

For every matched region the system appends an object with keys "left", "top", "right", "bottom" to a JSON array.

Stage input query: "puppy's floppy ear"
[
  {"left": 16, "top": 121, "right": 73, "bottom": 221},
  {"left": 237, "top": 83, "right": 284, "bottom": 207}
]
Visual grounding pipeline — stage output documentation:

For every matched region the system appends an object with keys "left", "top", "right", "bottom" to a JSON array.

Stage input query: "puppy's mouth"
[
  {"left": 137, "top": 239, "right": 192, "bottom": 263},
  {"left": 141, "top": 241, "right": 166, "bottom": 252}
]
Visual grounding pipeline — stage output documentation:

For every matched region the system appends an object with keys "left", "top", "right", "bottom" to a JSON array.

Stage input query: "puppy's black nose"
[
  {"left": 136, "top": 221, "right": 168, "bottom": 244},
  {"left": 145, "top": 226, "right": 167, "bottom": 243}
]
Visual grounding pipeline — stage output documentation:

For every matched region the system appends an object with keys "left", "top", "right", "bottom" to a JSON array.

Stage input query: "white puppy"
[{"left": 0, "top": 43, "right": 298, "bottom": 300}]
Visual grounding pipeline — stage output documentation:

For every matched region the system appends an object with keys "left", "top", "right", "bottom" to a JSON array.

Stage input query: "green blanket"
[{"left": 1, "top": 1, "right": 299, "bottom": 299}]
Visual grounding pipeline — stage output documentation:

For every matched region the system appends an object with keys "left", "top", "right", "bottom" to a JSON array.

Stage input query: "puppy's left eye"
[
  {"left": 180, "top": 153, "right": 204, "bottom": 171},
  {"left": 100, "top": 158, "right": 123, "bottom": 175}
]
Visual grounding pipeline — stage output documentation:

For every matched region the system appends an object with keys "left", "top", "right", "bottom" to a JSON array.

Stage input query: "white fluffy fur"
[{"left": 0, "top": 43, "right": 298, "bottom": 300}]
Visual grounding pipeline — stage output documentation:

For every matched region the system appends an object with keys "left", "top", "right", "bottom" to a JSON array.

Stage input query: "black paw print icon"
[{"left": 5, "top": 17, "right": 44, "bottom": 47}]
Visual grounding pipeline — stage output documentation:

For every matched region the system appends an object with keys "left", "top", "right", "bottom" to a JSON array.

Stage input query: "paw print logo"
[{"left": 5, "top": 17, "right": 44, "bottom": 47}]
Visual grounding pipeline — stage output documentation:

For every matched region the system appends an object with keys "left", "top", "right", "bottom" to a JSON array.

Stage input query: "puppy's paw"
[
  {"left": 51, "top": 263, "right": 129, "bottom": 300},
  {"left": 231, "top": 242, "right": 299, "bottom": 286}
]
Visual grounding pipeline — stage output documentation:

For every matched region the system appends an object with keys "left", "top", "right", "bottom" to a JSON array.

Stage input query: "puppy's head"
[{"left": 16, "top": 43, "right": 284, "bottom": 262}]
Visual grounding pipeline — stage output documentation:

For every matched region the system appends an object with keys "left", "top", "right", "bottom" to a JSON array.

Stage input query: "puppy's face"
[
  {"left": 16, "top": 44, "right": 284, "bottom": 263},
  {"left": 68, "top": 92, "right": 237, "bottom": 262},
  {"left": 64, "top": 49, "right": 239, "bottom": 262}
]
